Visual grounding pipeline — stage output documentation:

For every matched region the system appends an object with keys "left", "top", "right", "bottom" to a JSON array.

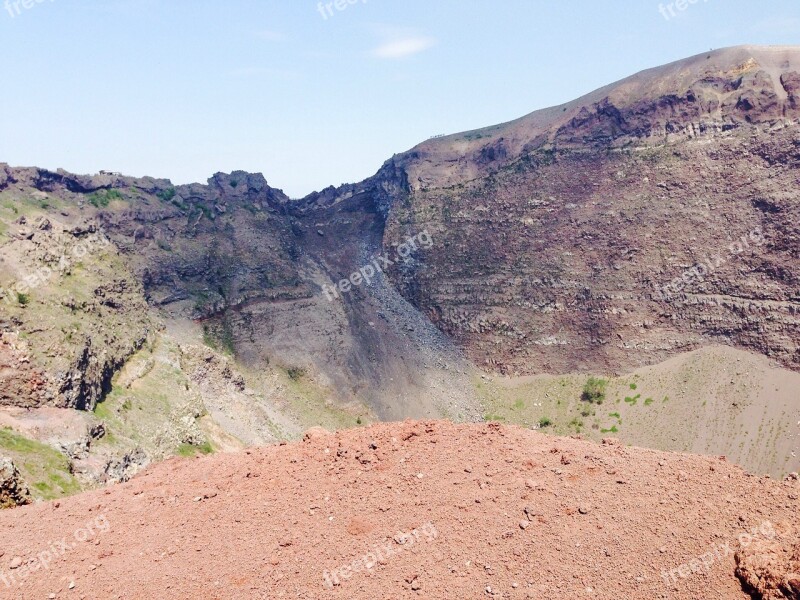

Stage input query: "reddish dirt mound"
[{"left": 0, "top": 421, "right": 798, "bottom": 599}]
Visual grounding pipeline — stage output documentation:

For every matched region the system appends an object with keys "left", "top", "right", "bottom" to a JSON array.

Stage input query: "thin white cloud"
[{"left": 371, "top": 36, "right": 437, "bottom": 59}]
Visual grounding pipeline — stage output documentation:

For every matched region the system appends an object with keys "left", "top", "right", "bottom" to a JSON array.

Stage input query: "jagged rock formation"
[{"left": 0, "top": 457, "right": 32, "bottom": 509}]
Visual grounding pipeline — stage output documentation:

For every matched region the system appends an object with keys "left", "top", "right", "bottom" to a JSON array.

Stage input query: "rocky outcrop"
[
  {"left": 0, "top": 332, "right": 51, "bottom": 407},
  {"left": 103, "top": 448, "right": 148, "bottom": 483},
  {"left": 781, "top": 72, "right": 800, "bottom": 109},
  {"left": 0, "top": 457, "right": 32, "bottom": 509},
  {"left": 736, "top": 520, "right": 800, "bottom": 599},
  {"left": 179, "top": 345, "right": 246, "bottom": 395},
  {"left": 0, "top": 208, "right": 153, "bottom": 410}
]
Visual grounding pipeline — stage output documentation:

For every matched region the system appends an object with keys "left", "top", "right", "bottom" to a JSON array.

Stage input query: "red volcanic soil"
[{"left": 0, "top": 421, "right": 797, "bottom": 599}]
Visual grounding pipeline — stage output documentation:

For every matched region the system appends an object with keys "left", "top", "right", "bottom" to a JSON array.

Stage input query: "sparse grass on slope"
[{"left": 0, "top": 428, "right": 83, "bottom": 500}]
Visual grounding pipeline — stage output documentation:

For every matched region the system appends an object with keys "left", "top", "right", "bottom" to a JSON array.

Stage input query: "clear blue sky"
[{"left": 1, "top": 0, "right": 799, "bottom": 198}]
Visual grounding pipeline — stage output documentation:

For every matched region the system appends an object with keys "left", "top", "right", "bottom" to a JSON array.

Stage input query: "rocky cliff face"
[
  {"left": 372, "top": 46, "right": 800, "bottom": 375},
  {"left": 0, "top": 168, "right": 153, "bottom": 410}
]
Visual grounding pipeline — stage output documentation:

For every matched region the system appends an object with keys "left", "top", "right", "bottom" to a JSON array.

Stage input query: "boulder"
[
  {"left": 735, "top": 523, "right": 800, "bottom": 599},
  {"left": 0, "top": 458, "right": 33, "bottom": 509}
]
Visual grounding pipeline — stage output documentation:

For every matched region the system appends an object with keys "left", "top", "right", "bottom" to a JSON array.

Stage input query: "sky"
[{"left": 1, "top": 1, "right": 799, "bottom": 198}]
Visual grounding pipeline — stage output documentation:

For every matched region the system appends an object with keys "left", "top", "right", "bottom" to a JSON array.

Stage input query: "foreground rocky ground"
[{"left": 0, "top": 421, "right": 797, "bottom": 599}]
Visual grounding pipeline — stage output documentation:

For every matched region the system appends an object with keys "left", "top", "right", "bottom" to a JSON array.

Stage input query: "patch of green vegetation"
[
  {"left": 644, "top": 397, "right": 654, "bottom": 406},
  {"left": 93, "top": 400, "right": 114, "bottom": 421},
  {"left": 195, "top": 204, "right": 215, "bottom": 221},
  {"left": 88, "top": 189, "right": 124, "bottom": 208},
  {"left": 538, "top": 417, "right": 553, "bottom": 428},
  {"left": 513, "top": 399, "right": 525, "bottom": 410},
  {"left": 601, "top": 425, "right": 619, "bottom": 434},
  {"left": 629, "top": 383, "right": 638, "bottom": 390},
  {"left": 0, "top": 428, "right": 82, "bottom": 500},
  {"left": 581, "top": 376, "right": 607, "bottom": 404},
  {"left": 569, "top": 417, "right": 584, "bottom": 432},
  {"left": 16, "top": 292, "right": 29, "bottom": 306},
  {"left": 663, "top": 396, "right": 670, "bottom": 403},
  {"left": 624, "top": 394, "right": 641, "bottom": 406},
  {"left": 202, "top": 321, "right": 235, "bottom": 356},
  {"left": 177, "top": 441, "right": 214, "bottom": 457},
  {"left": 609, "top": 412, "right": 621, "bottom": 419},
  {"left": 33, "top": 481, "right": 52, "bottom": 494},
  {"left": 157, "top": 187, "right": 177, "bottom": 202}
]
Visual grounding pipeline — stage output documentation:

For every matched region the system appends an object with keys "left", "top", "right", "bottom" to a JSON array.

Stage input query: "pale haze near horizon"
[{"left": 1, "top": 0, "right": 799, "bottom": 198}]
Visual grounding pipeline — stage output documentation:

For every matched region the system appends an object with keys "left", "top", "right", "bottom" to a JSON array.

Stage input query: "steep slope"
[
  {"left": 0, "top": 162, "right": 481, "bottom": 500},
  {"left": 368, "top": 46, "right": 800, "bottom": 376},
  {"left": 0, "top": 421, "right": 797, "bottom": 599},
  {"left": 477, "top": 345, "right": 800, "bottom": 477},
  {"left": 0, "top": 167, "right": 376, "bottom": 496}
]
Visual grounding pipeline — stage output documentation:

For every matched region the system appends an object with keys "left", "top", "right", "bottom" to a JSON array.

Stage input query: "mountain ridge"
[{"left": 1, "top": 45, "right": 799, "bottom": 504}]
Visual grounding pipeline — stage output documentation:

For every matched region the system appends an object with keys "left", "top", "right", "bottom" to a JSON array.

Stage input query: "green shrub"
[
  {"left": 538, "top": 417, "right": 553, "bottom": 428},
  {"left": 157, "top": 188, "right": 177, "bottom": 202},
  {"left": 581, "top": 376, "right": 607, "bottom": 404},
  {"left": 177, "top": 441, "right": 213, "bottom": 457},
  {"left": 88, "top": 189, "right": 123, "bottom": 208},
  {"left": 16, "top": 292, "right": 29, "bottom": 306}
]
